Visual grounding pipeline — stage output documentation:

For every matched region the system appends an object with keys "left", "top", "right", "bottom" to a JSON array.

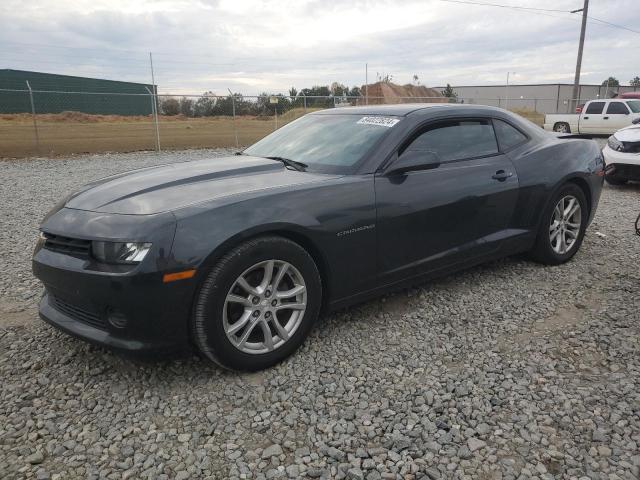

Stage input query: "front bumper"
[
  {"left": 603, "top": 145, "right": 640, "bottom": 166},
  {"left": 34, "top": 250, "right": 196, "bottom": 355},
  {"left": 603, "top": 145, "right": 640, "bottom": 181},
  {"left": 33, "top": 207, "right": 197, "bottom": 356}
]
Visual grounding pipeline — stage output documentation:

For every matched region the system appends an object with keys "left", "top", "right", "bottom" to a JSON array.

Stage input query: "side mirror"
[
  {"left": 633, "top": 117, "right": 640, "bottom": 125},
  {"left": 386, "top": 150, "right": 441, "bottom": 176}
]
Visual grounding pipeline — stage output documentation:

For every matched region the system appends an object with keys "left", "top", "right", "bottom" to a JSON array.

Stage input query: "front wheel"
[
  {"left": 192, "top": 236, "right": 322, "bottom": 371},
  {"left": 529, "top": 184, "right": 588, "bottom": 265}
]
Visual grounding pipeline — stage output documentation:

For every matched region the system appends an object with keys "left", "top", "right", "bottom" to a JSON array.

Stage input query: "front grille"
[
  {"left": 613, "top": 164, "right": 640, "bottom": 180},
  {"left": 50, "top": 294, "right": 107, "bottom": 330},
  {"left": 43, "top": 233, "right": 91, "bottom": 257}
]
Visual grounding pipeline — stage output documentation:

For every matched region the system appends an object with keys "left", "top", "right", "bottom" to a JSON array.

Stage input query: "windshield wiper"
[{"left": 263, "top": 156, "right": 308, "bottom": 172}]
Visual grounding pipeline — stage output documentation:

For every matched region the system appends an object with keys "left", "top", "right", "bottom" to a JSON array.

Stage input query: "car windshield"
[
  {"left": 243, "top": 113, "right": 401, "bottom": 174},
  {"left": 627, "top": 101, "right": 640, "bottom": 113}
]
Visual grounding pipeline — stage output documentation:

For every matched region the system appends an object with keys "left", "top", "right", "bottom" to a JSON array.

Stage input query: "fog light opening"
[{"left": 107, "top": 309, "right": 128, "bottom": 329}]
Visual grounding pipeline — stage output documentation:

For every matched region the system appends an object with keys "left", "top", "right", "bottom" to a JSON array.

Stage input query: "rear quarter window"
[{"left": 493, "top": 119, "right": 528, "bottom": 151}]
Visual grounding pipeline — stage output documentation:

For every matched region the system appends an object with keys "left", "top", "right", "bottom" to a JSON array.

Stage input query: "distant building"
[
  {"left": 0, "top": 69, "right": 157, "bottom": 116},
  {"left": 434, "top": 83, "right": 640, "bottom": 114}
]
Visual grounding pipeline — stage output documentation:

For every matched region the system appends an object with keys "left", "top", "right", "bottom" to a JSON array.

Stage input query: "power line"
[
  {"left": 438, "top": 0, "right": 568, "bottom": 13},
  {"left": 438, "top": 0, "right": 640, "bottom": 35},
  {"left": 586, "top": 15, "right": 640, "bottom": 35}
]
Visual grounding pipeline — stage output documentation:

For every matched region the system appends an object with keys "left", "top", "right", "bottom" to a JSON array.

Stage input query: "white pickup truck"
[{"left": 544, "top": 99, "right": 640, "bottom": 134}]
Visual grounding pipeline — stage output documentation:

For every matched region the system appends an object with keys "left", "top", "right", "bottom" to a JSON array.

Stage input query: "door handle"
[
  {"left": 583, "top": 116, "right": 589, "bottom": 119},
  {"left": 492, "top": 170, "right": 513, "bottom": 181},
  {"left": 603, "top": 116, "right": 609, "bottom": 120}
]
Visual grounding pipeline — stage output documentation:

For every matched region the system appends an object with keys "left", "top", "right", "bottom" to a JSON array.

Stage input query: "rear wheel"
[
  {"left": 529, "top": 184, "right": 588, "bottom": 265},
  {"left": 553, "top": 122, "right": 571, "bottom": 133},
  {"left": 192, "top": 236, "right": 322, "bottom": 371}
]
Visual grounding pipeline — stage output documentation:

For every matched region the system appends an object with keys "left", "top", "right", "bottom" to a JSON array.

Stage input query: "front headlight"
[
  {"left": 91, "top": 241, "right": 152, "bottom": 264},
  {"left": 607, "top": 135, "right": 624, "bottom": 152}
]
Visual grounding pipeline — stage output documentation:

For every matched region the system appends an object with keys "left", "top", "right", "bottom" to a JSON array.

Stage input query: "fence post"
[
  {"left": 228, "top": 89, "right": 239, "bottom": 149},
  {"left": 232, "top": 96, "right": 239, "bottom": 149},
  {"left": 148, "top": 52, "right": 161, "bottom": 152},
  {"left": 303, "top": 95, "right": 307, "bottom": 113},
  {"left": 25, "top": 81, "right": 41, "bottom": 155},
  {"left": 145, "top": 87, "right": 160, "bottom": 152}
]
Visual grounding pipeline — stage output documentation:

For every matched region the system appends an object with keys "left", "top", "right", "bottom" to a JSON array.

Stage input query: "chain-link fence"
[{"left": 0, "top": 87, "right": 599, "bottom": 158}]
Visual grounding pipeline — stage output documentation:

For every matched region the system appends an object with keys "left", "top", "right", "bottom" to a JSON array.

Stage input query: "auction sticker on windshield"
[{"left": 357, "top": 116, "right": 400, "bottom": 128}]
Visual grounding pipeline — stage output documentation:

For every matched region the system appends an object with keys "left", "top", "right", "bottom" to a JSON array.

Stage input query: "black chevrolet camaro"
[{"left": 33, "top": 104, "right": 604, "bottom": 370}]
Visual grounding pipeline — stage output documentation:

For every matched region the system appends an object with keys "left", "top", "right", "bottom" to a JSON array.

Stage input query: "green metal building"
[{"left": 0, "top": 69, "right": 157, "bottom": 116}]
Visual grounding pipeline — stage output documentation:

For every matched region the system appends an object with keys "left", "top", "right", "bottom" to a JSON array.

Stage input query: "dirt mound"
[
  {"left": 362, "top": 82, "right": 446, "bottom": 104},
  {"left": 0, "top": 112, "right": 157, "bottom": 123}
]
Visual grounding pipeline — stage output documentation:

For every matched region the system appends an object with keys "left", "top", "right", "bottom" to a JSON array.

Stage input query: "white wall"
[{"left": 434, "top": 84, "right": 640, "bottom": 113}]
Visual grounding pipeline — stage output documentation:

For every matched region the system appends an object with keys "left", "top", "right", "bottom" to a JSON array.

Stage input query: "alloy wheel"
[
  {"left": 223, "top": 260, "right": 307, "bottom": 354},
  {"left": 549, "top": 195, "right": 581, "bottom": 254}
]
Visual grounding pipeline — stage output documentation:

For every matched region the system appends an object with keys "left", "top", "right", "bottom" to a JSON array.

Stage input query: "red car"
[{"left": 618, "top": 92, "right": 640, "bottom": 100}]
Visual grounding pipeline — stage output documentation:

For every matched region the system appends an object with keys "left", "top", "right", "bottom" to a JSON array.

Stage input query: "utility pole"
[
  {"left": 505, "top": 72, "right": 515, "bottom": 110},
  {"left": 571, "top": 0, "right": 589, "bottom": 110}
]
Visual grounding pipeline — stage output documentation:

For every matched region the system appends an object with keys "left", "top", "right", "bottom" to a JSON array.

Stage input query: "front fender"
[{"left": 170, "top": 175, "right": 378, "bottom": 304}]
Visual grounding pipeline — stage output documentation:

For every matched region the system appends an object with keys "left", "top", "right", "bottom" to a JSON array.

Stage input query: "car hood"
[
  {"left": 65, "top": 156, "right": 338, "bottom": 215},
  {"left": 614, "top": 124, "right": 640, "bottom": 142}
]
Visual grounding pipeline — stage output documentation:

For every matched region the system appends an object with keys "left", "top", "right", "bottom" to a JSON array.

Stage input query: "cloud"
[{"left": 1, "top": 0, "right": 639, "bottom": 95}]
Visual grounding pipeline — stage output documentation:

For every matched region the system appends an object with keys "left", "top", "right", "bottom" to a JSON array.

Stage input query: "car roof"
[{"left": 311, "top": 103, "right": 505, "bottom": 117}]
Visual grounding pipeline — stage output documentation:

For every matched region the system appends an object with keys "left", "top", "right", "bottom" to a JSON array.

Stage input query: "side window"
[
  {"left": 405, "top": 120, "right": 498, "bottom": 162},
  {"left": 493, "top": 119, "right": 528, "bottom": 150},
  {"left": 585, "top": 102, "right": 605, "bottom": 114},
  {"left": 606, "top": 102, "right": 629, "bottom": 114}
]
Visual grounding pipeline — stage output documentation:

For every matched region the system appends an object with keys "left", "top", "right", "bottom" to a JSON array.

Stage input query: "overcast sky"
[{"left": 1, "top": 0, "right": 639, "bottom": 95}]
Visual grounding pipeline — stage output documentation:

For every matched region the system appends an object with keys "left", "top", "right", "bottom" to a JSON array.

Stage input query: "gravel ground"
[{"left": 1, "top": 145, "right": 639, "bottom": 480}]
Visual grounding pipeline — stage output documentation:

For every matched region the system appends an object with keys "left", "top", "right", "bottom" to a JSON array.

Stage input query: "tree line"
[{"left": 159, "top": 83, "right": 362, "bottom": 117}]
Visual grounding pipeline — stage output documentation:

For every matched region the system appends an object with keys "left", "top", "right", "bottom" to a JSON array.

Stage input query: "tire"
[
  {"left": 604, "top": 175, "right": 627, "bottom": 186},
  {"left": 529, "top": 183, "right": 588, "bottom": 265},
  {"left": 192, "top": 236, "right": 322, "bottom": 371},
  {"left": 553, "top": 122, "right": 571, "bottom": 133}
]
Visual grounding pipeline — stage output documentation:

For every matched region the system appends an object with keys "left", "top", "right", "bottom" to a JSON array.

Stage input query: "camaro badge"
[{"left": 337, "top": 224, "right": 376, "bottom": 237}]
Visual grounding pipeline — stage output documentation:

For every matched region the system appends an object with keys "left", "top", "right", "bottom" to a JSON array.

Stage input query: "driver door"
[{"left": 375, "top": 118, "right": 520, "bottom": 285}]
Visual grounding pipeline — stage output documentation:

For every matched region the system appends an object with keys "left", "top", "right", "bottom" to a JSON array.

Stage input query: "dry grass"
[
  {"left": 0, "top": 112, "right": 299, "bottom": 158},
  {"left": 0, "top": 106, "right": 545, "bottom": 159},
  {"left": 0, "top": 109, "right": 317, "bottom": 159},
  {"left": 509, "top": 108, "right": 544, "bottom": 126}
]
